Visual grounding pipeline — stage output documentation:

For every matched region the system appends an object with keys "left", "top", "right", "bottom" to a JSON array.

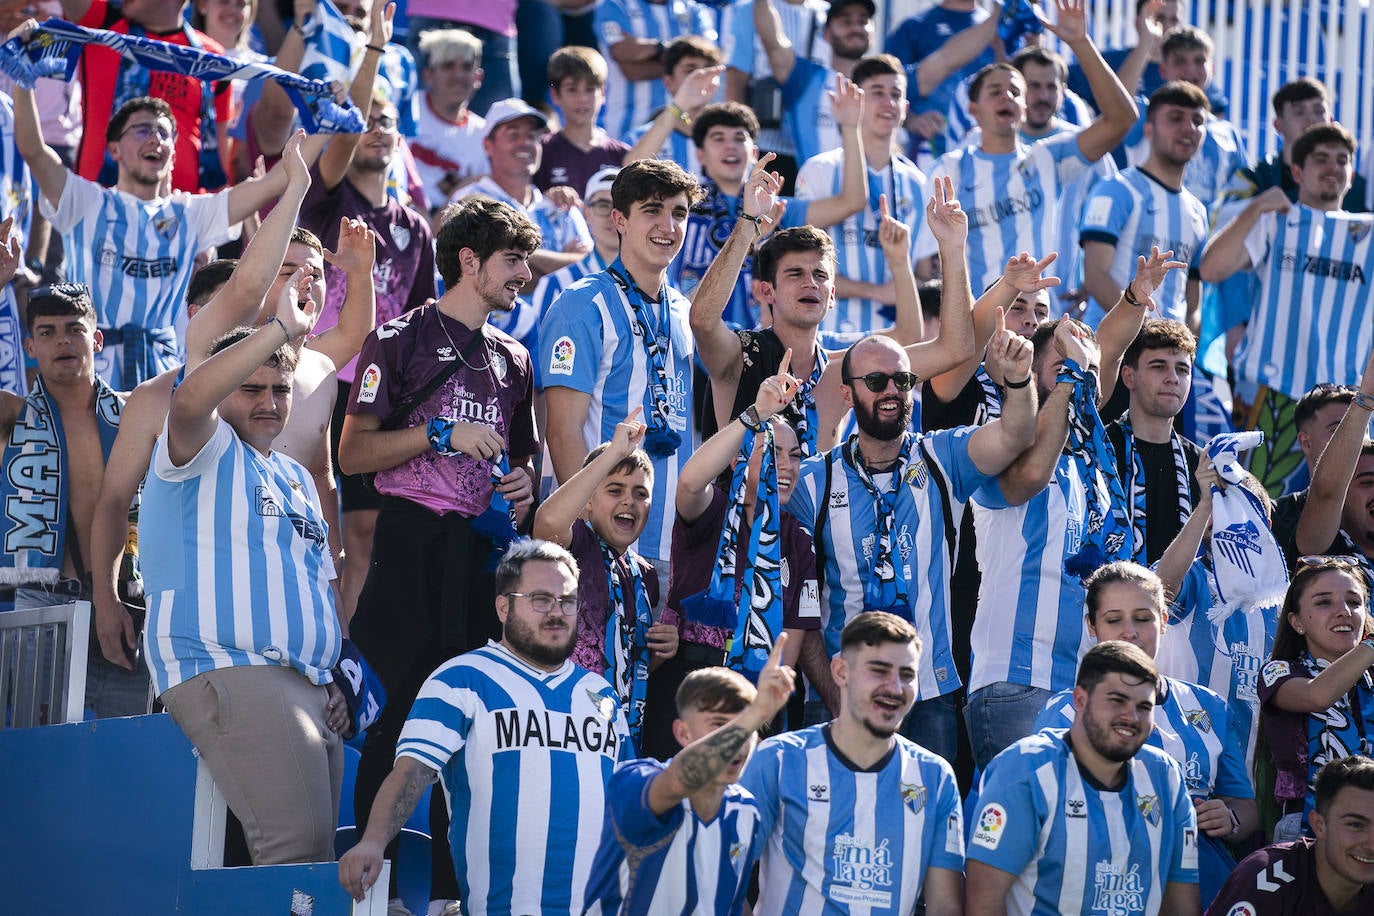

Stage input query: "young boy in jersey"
[
  {"left": 582, "top": 643, "right": 796, "bottom": 914},
  {"left": 537, "top": 45, "right": 630, "bottom": 195},
  {"left": 533, "top": 408, "right": 679, "bottom": 754}
]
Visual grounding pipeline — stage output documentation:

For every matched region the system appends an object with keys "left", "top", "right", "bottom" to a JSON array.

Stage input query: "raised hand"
[
  {"left": 1251, "top": 185, "right": 1293, "bottom": 216},
  {"left": 612, "top": 406, "right": 649, "bottom": 456},
  {"left": 0, "top": 214, "right": 22, "bottom": 289},
  {"left": 742, "top": 152, "right": 785, "bottom": 224},
  {"left": 754, "top": 349, "right": 801, "bottom": 419},
  {"left": 274, "top": 266, "right": 317, "bottom": 340},
  {"left": 984, "top": 307, "right": 1034, "bottom": 386},
  {"left": 1137, "top": 0, "right": 1166, "bottom": 46},
  {"left": 926, "top": 175, "right": 968, "bottom": 247},
  {"left": 1054, "top": 317, "right": 1100, "bottom": 372},
  {"left": 1127, "top": 246, "right": 1187, "bottom": 312},
  {"left": 369, "top": 0, "right": 395, "bottom": 46},
  {"left": 545, "top": 185, "right": 581, "bottom": 212},
  {"left": 281, "top": 128, "right": 311, "bottom": 189},
  {"left": 1041, "top": 0, "right": 1089, "bottom": 45},
  {"left": 323, "top": 217, "right": 378, "bottom": 277},
  {"left": 750, "top": 633, "right": 797, "bottom": 721},
  {"left": 675, "top": 65, "right": 724, "bottom": 114},
  {"left": 829, "top": 75, "right": 864, "bottom": 129},
  {"left": 1001, "top": 250, "right": 1061, "bottom": 294},
  {"left": 877, "top": 194, "right": 911, "bottom": 261}
]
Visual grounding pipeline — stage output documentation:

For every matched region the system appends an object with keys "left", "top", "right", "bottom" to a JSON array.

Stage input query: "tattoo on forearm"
[
  {"left": 384, "top": 766, "right": 435, "bottom": 839},
  {"left": 676, "top": 725, "right": 752, "bottom": 792}
]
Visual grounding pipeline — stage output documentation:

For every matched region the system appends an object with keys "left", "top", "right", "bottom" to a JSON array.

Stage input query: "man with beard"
[
  {"left": 338, "top": 197, "right": 540, "bottom": 912},
  {"left": 967, "top": 641, "right": 1200, "bottom": 915},
  {"left": 339, "top": 539, "right": 630, "bottom": 915},
  {"left": 1207, "top": 755, "right": 1374, "bottom": 916},
  {"left": 739, "top": 612, "right": 966, "bottom": 914},
  {"left": 784, "top": 330, "right": 1037, "bottom": 763},
  {"left": 1201, "top": 123, "right": 1374, "bottom": 498},
  {"left": 1080, "top": 82, "right": 1210, "bottom": 331}
]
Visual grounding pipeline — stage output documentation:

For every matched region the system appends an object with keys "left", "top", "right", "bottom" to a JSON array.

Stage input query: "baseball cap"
[
  {"left": 828, "top": 0, "right": 876, "bottom": 18},
  {"left": 585, "top": 167, "right": 620, "bottom": 201},
  {"left": 481, "top": 98, "right": 552, "bottom": 141}
]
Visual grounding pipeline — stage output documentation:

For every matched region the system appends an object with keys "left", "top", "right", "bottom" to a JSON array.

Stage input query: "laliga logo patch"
[
  {"left": 1136, "top": 794, "right": 1161, "bottom": 827},
  {"left": 357, "top": 363, "right": 381, "bottom": 403},
  {"left": 971, "top": 803, "right": 1006, "bottom": 850},
  {"left": 901, "top": 782, "right": 926, "bottom": 815},
  {"left": 548, "top": 336, "right": 576, "bottom": 376},
  {"left": 1261, "top": 660, "right": 1291, "bottom": 688},
  {"left": 1213, "top": 519, "right": 1262, "bottom": 576}
]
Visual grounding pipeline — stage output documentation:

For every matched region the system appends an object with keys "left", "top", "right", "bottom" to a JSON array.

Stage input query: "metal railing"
[{"left": 0, "top": 600, "right": 90, "bottom": 729}]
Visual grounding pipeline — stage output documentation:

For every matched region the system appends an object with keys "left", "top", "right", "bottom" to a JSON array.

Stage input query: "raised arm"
[
  {"left": 306, "top": 217, "right": 379, "bottom": 369},
  {"left": 995, "top": 320, "right": 1099, "bottom": 504},
  {"left": 9, "top": 23, "right": 68, "bottom": 208},
  {"left": 167, "top": 271, "right": 315, "bottom": 465},
  {"left": 646, "top": 635, "right": 795, "bottom": 815},
  {"left": 623, "top": 66, "right": 722, "bottom": 166},
  {"left": 1155, "top": 455, "right": 1217, "bottom": 601},
  {"left": 1044, "top": 0, "right": 1139, "bottom": 162},
  {"left": 912, "top": 11, "right": 998, "bottom": 98},
  {"left": 677, "top": 360, "right": 799, "bottom": 524},
  {"left": 1295, "top": 345, "right": 1374, "bottom": 555},
  {"left": 966, "top": 310, "right": 1038, "bottom": 475},
  {"left": 753, "top": 0, "right": 796, "bottom": 86},
  {"left": 899, "top": 177, "right": 976, "bottom": 378},
  {"left": 311, "top": 1, "right": 395, "bottom": 193},
  {"left": 1095, "top": 248, "right": 1185, "bottom": 401},
  {"left": 799, "top": 78, "right": 866, "bottom": 229},
  {"left": 1199, "top": 187, "right": 1287, "bottom": 283},
  {"left": 533, "top": 410, "right": 647, "bottom": 547},
  {"left": 338, "top": 755, "right": 437, "bottom": 901},
  {"left": 1115, "top": 0, "right": 1165, "bottom": 96},
  {"left": 1273, "top": 638, "right": 1374, "bottom": 714},
  {"left": 185, "top": 130, "right": 312, "bottom": 366}
]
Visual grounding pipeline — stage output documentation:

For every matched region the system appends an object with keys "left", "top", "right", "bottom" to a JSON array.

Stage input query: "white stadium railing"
[{"left": 0, "top": 600, "right": 90, "bottom": 729}]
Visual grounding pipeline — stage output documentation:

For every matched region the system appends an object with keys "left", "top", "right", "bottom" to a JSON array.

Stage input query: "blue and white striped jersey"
[
  {"left": 1078, "top": 166, "right": 1209, "bottom": 326},
  {"left": 539, "top": 270, "right": 695, "bottom": 561},
  {"left": 596, "top": 0, "right": 716, "bottom": 142},
  {"left": 739, "top": 724, "right": 964, "bottom": 915},
  {"left": 1120, "top": 109, "right": 1248, "bottom": 209},
  {"left": 779, "top": 57, "right": 839, "bottom": 168},
  {"left": 1233, "top": 204, "right": 1374, "bottom": 400},
  {"left": 969, "top": 729, "right": 1199, "bottom": 916},
  {"left": 1034, "top": 675, "right": 1253, "bottom": 802},
  {"left": 795, "top": 149, "right": 928, "bottom": 337},
  {"left": 785, "top": 428, "right": 993, "bottom": 700},
  {"left": 623, "top": 120, "right": 702, "bottom": 179},
  {"left": 726, "top": 0, "right": 830, "bottom": 159},
  {"left": 42, "top": 174, "right": 239, "bottom": 387},
  {"left": 583, "top": 758, "right": 763, "bottom": 915},
  {"left": 456, "top": 176, "right": 592, "bottom": 256},
  {"left": 397, "top": 641, "right": 630, "bottom": 916},
  {"left": 1155, "top": 559, "right": 1279, "bottom": 781},
  {"left": 141, "top": 419, "right": 341, "bottom": 697},
  {"left": 968, "top": 461, "right": 1104, "bottom": 694},
  {"left": 915, "top": 133, "right": 1090, "bottom": 298}
]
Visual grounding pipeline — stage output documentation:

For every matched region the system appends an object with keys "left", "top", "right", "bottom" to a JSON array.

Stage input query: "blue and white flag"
[
  {"left": 1205, "top": 431, "right": 1288, "bottom": 625},
  {"left": 0, "top": 18, "right": 364, "bottom": 133},
  {"left": 298, "top": 0, "right": 356, "bottom": 85}
]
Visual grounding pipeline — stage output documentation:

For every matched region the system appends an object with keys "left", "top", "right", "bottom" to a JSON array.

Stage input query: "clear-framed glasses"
[
  {"left": 505, "top": 591, "right": 580, "bottom": 616},
  {"left": 120, "top": 122, "right": 176, "bottom": 143}
]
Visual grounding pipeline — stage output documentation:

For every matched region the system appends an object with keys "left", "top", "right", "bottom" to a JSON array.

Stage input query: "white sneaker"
[{"left": 386, "top": 898, "right": 415, "bottom": 916}]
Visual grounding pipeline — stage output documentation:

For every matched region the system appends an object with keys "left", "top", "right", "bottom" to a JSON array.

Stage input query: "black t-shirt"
[
  {"left": 702, "top": 328, "right": 805, "bottom": 440},
  {"left": 1107, "top": 423, "right": 1203, "bottom": 564},
  {"left": 919, "top": 373, "right": 1000, "bottom": 433}
]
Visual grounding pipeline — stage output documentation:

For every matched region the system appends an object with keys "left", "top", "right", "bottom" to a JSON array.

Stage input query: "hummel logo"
[
  {"left": 809, "top": 783, "right": 829, "bottom": 802},
  {"left": 436, "top": 346, "right": 456, "bottom": 361}
]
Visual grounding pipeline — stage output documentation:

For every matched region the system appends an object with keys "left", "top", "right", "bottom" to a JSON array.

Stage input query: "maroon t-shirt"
[
  {"left": 568, "top": 521, "right": 668, "bottom": 674},
  {"left": 667, "top": 486, "right": 822, "bottom": 649},
  {"left": 300, "top": 164, "right": 437, "bottom": 384},
  {"left": 347, "top": 306, "right": 537, "bottom": 517},
  {"left": 534, "top": 131, "right": 631, "bottom": 194},
  {"left": 1208, "top": 836, "right": 1374, "bottom": 915}
]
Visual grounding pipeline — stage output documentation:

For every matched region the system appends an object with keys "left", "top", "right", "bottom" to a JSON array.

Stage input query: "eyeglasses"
[
  {"left": 586, "top": 199, "right": 614, "bottom": 216},
  {"left": 119, "top": 122, "right": 176, "bottom": 143},
  {"left": 844, "top": 371, "right": 919, "bottom": 393},
  {"left": 505, "top": 592, "right": 580, "bottom": 616},
  {"left": 367, "top": 114, "right": 398, "bottom": 132}
]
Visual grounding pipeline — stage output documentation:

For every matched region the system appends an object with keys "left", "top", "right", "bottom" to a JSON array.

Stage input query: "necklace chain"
[{"left": 438, "top": 311, "right": 493, "bottom": 372}]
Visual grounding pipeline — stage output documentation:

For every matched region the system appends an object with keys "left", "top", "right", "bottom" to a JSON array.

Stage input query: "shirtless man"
[{"left": 89, "top": 132, "right": 375, "bottom": 672}]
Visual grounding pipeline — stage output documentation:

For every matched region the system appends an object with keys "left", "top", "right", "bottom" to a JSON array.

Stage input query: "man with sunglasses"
[
  {"left": 784, "top": 325, "right": 1037, "bottom": 763},
  {"left": 340, "top": 538, "right": 631, "bottom": 915}
]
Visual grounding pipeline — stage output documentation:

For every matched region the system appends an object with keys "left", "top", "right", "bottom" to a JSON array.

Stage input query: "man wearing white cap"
[{"left": 451, "top": 98, "right": 593, "bottom": 281}]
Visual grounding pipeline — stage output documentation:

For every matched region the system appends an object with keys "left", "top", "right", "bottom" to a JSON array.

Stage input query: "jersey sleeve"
[
  {"left": 737, "top": 737, "right": 782, "bottom": 844},
  {"left": 606, "top": 759, "right": 685, "bottom": 847},
  {"left": 396, "top": 662, "right": 475, "bottom": 770},
  {"left": 538, "top": 287, "right": 605, "bottom": 395},
  {"left": 596, "top": 0, "right": 634, "bottom": 48},
  {"left": 783, "top": 457, "right": 822, "bottom": 534},
  {"left": 925, "top": 426, "right": 994, "bottom": 504},
  {"left": 1078, "top": 176, "right": 1129, "bottom": 246},
  {"left": 346, "top": 321, "right": 406, "bottom": 419},
  {"left": 779, "top": 196, "right": 808, "bottom": 229},
  {"left": 183, "top": 187, "right": 238, "bottom": 249},
  {"left": 1044, "top": 130, "right": 1091, "bottom": 189},
  {"left": 728, "top": 1, "right": 758, "bottom": 72},
  {"left": 1242, "top": 212, "right": 1276, "bottom": 271},
  {"left": 929, "top": 762, "right": 966, "bottom": 873},
  {"left": 39, "top": 171, "right": 103, "bottom": 231},
  {"left": 1031, "top": 689, "right": 1075, "bottom": 732},
  {"left": 966, "top": 753, "right": 1043, "bottom": 875},
  {"left": 1206, "top": 847, "right": 1283, "bottom": 916},
  {"left": 794, "top": 154, "right": 832, "bottom": 202},
  {"left": 1168, "top": 774, "right": 1200, "bottom": 884},
  {"left": 1211, "top": 696, "right": 1255, "bottom": 799},
  {"left": 1257, "top": 658, "right": 1302, "bottom": 708},
  {"left": 153, "top": 416, "right": 234, "bottom": 481}
]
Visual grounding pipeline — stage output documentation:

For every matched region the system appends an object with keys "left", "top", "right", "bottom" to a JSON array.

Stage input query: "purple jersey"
[
  {"left": 568, "top": 520, "right": 666, "bottom": 674},
  {"left": 347, "top": 306, "right": 537, "bottom": 517},
  {"left": 300, "top": 164, "right": 437, "bottom": 383},
  {"left": 534, "top": 131, "right": 630, "bottom": 194},
  {"left": 667, "top": 486, "right": 822, "bottom": 648},
  {"left": 1206, "top": 836, "right": 1374, "bottom": 915}
]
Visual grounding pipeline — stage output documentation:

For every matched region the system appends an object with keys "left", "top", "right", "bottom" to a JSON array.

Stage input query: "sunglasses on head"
[
  {"left": 844, "top": 371, "right": 919, "bottom": 393},
  {"left": 1296, "top": 554, "right": 1364, "bottom": 570}
]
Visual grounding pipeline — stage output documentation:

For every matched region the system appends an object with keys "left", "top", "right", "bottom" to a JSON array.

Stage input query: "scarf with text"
[
  {"left": 599, "top": 533, "right": 651, "bottom": 749},
  {"left": 848, "top": 432, "right": 916, "bottom": 618},
  {"left": 1205, "top": 431, "right": 1288, "bottom": 625},
  {"left": 1118, "top": 410, "right": 1191, "bottom": 564},
  {"left": 608, "top": 258, "right": 681, "bottom": 458},
  {"left": 1062, "top": 360, "right": 1132, "bottom": 579}
]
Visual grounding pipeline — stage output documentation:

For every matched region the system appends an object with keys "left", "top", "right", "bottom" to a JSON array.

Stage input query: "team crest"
[
  {"left": 491, "top": 351, "right": 508, "bottom": 382},
  {"left": 1136, "top": 794, "right": 1161, "bottom": 827},
  {"left": 587, "top": 689, "right": 616, "bottom": 720},
  {"left": 1183, "top": 708, "right": 1212, "bottom": 733},
  {"left": 905, "top": 459, "right": 929, "bottom": 488},
  {"left": 1349, "top": 219, "right": 1373, "bottom": 244},
  {"left": 729, "top": 841, "right": 747, "bottom": 868},
  {"left": 900, "top": 782, "right": 926, "bottom": 815},
  {"left": 390, "top": 224, "right": 412, "bottom": 251},
  {"left": 153, "top": 215, "right": 179, "bottom": 240}
]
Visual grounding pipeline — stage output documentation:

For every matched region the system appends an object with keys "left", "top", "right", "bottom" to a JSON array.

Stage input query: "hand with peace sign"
[
  {"left": 754, "top": 349, "right": 802, "bottom": 420},
  {"left": 925, "top": 175, "right": 967, "bottom": 248}
]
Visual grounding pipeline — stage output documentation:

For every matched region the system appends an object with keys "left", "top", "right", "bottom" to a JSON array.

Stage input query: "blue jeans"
[
  {"left": 901, "top": 693, "right": 960, "bottom": 764},
  {"left": 964, "top": 681, "right": 1053, "bottom": 770},
  {"left": 406, "top": 16, "right": 517, "bottom": 117}
]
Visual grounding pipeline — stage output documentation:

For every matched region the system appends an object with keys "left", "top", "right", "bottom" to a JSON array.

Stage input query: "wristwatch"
[{"left": 739, "top": 405, "right": 763, "bottom": 431}]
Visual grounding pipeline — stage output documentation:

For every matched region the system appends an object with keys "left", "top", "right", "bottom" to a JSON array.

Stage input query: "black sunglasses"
[{"left": 844, "top": 371, "right": 919, "bottom": 393}]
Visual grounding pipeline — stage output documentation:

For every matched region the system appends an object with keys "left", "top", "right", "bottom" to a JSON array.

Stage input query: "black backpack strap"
[
  {"left": 813, "top": 448, "right": 834, "bottom": 595},
  {"left": 379, "top": 321, "right": 487, "bottom": 431}
]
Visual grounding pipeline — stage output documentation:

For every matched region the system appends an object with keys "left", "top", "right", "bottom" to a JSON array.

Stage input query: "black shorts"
[{"left": 331, "top": 378, "right": 381, "bottom": 512}]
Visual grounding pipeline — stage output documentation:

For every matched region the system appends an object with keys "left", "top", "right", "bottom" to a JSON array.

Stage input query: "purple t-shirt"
[
  {"left": 534, "top": 131, "right": 631, "bottom": 195},
  {"left": 568, "top": 520, "right": 669, "bottom": 674},
  {"left": 667, "top": 487, "right": 821, "bottom": 649},
  {"left": 347, "top": 306, "right": 537, "bottom": 517},
  {"left": 300, "top": 164, "right": 437, "bottom": 384}
]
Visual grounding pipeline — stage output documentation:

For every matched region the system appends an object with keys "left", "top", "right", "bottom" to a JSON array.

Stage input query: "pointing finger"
[
  {"left": 765, "top": 631, "right": 789, "bottom": 670},
  {"left": 779, "top": 348, "right": 792, "bottom": 377}
]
